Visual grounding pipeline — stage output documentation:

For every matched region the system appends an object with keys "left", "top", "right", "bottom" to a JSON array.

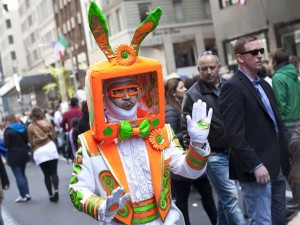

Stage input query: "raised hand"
[
  {"left": 98, "top": 186, "right": 130, "bottom": 222},
  {"left": 186, "top": 99, "right": 213, "bottom": 144}
]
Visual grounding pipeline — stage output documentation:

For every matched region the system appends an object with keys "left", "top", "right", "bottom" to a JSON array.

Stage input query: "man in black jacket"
[
  {"left": 182, "top": 51, "right": 247, "bottom": 225},
  {"left": 219, "top": 36, "right": 290, "bottom": 224}
]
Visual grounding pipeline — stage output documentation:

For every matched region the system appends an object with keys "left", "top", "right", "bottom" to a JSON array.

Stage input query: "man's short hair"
[
  {"left": 233, "top": 36, "right": 258, "bottom": 55},
  {"left": 197, "top": 50, "right": 220, "bottom": 65},
  {"left": 272, "top": 48, "right": 289, "bottom": 64},
  {"left": 70, "top": 97, "right": 79, "bottom": 107}
]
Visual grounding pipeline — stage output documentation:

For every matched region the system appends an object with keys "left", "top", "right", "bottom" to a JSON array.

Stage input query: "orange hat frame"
[{"left": 86, "top": 2, "right": 165, "bottom": 141}]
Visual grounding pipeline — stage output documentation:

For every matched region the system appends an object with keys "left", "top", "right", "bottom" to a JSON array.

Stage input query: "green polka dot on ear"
[
  {"left": 104, "top": 127, "right": 113, "bottom": 136},
  {"left": 152, "top": 119, "right": 159, "bottom": 126}
]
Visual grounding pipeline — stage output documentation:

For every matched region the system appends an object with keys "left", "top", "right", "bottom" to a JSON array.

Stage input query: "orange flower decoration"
[
  {"left": 115, "top": 44, "right": 137, "bottom": 66},
  {"left": 149, "top": 128, "right": 170, "bottom": 151}
]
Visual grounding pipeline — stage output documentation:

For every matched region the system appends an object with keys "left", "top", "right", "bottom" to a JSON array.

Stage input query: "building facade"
[
  {"left": 85, "top": 0, "right": 216, "bottom": 78},
  {"left": 210, "top": 0, "right": 300, "bottom": 68},
  {"left": 52, "top": 0, "right": 90, "bottom": 90}
]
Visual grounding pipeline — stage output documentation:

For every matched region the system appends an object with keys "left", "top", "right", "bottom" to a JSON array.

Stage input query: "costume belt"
[{"left": 132, "top": 196, "right": 159, "bottom": 224}]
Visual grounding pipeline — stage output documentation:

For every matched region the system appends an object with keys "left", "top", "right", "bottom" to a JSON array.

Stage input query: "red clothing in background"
[{"left": 60, "top": 106, "right": 82, "bottom": 131}]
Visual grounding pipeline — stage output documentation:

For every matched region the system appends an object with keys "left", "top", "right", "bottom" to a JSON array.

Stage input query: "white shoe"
[
  {"left": 25, "top": 194, "right": 31, "bottom": 200},
  {"left": 15, "top": 196, "right": 28, "bottom": 203}
]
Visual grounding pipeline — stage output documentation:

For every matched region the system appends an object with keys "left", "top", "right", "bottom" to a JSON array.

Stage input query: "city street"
[{"left": 2, "top": 156, "right": 295, "bottom": 225}]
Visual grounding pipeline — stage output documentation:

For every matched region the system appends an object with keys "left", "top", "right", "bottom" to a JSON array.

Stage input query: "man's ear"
[
  {"left": 197, "top": 66, "right": 200, "bottom": 72},
  {"left": 272, "top": 59, "right": 277, "bottom": 69},
  {"left": 235, "top": 54, "right": 243, "bottom": 64}
]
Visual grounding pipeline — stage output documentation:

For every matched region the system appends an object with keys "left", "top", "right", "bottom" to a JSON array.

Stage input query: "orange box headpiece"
[{"left": 86, "top": 2, "right": 165, "bottom": 141}]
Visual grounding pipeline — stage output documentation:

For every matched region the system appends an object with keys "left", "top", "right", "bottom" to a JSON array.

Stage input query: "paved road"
[{"left": 2, "top": 156, "right": 295, "bottom": 225}]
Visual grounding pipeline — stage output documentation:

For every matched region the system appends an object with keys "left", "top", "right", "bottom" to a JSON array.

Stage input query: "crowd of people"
[
  {"left": 163, "top": 38, "right": 300, "bottom": 225},
  {"left": 0, "top": 43, "right": 298, "bottom": 225},
  {"left": 0, "top": 97, "right": 89, "bottom": 208}
]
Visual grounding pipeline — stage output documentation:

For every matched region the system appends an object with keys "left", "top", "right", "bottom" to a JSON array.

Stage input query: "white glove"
[
  {"left": 98, "top": 187, "right": 130, "bottom": 222},
  {"left": 186, "top": 99, "right": 213, "bottom": 144}
]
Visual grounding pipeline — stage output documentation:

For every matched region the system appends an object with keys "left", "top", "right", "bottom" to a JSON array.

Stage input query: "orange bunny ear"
[
  {"left": 131, "top": 7, "right": 162, "bottom": 56},
  {"left": 88, "top": 2, "right": 115, "bottom": 61}
]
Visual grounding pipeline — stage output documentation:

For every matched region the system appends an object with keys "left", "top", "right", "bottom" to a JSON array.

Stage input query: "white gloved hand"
[
  {"left": 98, "top": 186, "right": 130, "bottom": 222},
  {"left": 186, "top": 99, "right": 213, "bottom": 144}
]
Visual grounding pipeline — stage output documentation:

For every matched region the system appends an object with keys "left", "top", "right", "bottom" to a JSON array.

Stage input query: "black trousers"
[{"left": 172, "top": 173, "right": 217, "bottom": 225}]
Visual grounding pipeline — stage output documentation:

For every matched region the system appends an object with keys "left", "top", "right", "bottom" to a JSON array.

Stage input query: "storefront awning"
[{"left": 0, "top": 73, "right": 54, "bottom": 97}]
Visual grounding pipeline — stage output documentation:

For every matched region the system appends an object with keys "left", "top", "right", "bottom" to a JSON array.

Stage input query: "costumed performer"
[{"left": 69, "top": 2, "right": 213, "bottom": 225}]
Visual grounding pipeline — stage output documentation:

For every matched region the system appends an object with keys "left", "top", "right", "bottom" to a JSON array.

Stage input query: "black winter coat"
[
  {"left": 165, "top": 104, "right": 183, "bottom": 146},
  {"left": 4, "top": 128, "right": 29, "bottom": 167}
]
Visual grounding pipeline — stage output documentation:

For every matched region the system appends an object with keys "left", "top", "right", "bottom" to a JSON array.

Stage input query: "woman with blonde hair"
[{"left": 27, "top": 107, "right": 59, "bottom": 202}]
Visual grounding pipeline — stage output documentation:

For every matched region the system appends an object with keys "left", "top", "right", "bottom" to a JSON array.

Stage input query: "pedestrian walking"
[
  {"left": 27, "top": 107, "right": 59, "bottom": 202},
  {"left": 182, "top": 50, "right": 247, "bottom": 225},
  {"left": 219, "top": 35, "right": 290, "bottom": 224},
  {"left": 3, "top": 114, "right": 31, "bottom": 203}
]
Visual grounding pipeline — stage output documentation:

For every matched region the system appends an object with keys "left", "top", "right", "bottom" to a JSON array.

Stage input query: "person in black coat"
[
  {"left": 165, "top": 77, "right": 217, "bottom": 225},
  {"left": 219, "top": 36, "right": 290, "bottom": 224},
  {"left": 4, "top": 114, "right": 31, "bottom": 203},
  {"left": 72, "top": 101, "right": 90, "bottom": 152}
]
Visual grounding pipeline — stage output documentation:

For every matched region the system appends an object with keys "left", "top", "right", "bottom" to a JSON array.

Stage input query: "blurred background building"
[{"left": 0, "top": 0, "right": 299, "bottom": 118}]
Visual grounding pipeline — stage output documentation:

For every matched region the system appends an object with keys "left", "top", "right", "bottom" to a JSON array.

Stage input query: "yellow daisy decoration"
[
  {"left": 115, "top": 44, "right": 137, "bottom": 66},
  {"left": 149, "top": 128, "right": 170, "bottom": 151}
]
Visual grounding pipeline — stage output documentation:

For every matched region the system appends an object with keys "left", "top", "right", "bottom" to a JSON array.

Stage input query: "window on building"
[
  {"left": 116, "top": 8, "right": 123, "bottom": 32},
  {"left": 203, "top": 0, "right": 212, "bottom": 20},
  {"left": 67, "top": 20, "right": 71, "bottom": 32},
  {"left": 3, "top": 4, "right": 8, "bottom": 12},
  {"left": 30, "top": 32, "right": 35, "bottom": 43},
  {"left": 28, "top": 15, "right": 33, "bottom": 26},
  {"left": 173, "top": 0, "right": 184, "bottom": 23},
  {"left": 71, "top": 17, "right": 75, "bottom": 29},
  {"left": 25, "top": 0, "right": 30, "bottom": 9},
  {"left": 11, "top": 51, "right": 16, "bottom": 60},
  {"left": 33, "top": 50, "right": 38, "bottom": 61},
  {"left": 138, "top": 3, "right": 151, "bottom": 22},
  {"left": 63, "top": 23, "right": 67, "bottom": 34},
  {"left": 8, "top": 35, "right": 14, "bottom": 44},
  {"left": 77, "top": 12, "right": 82, "bottom": 24},
  {"left": 5, "top": 20, "right": 11, "bottom": 29},
  {"left": 219, "top": 0, "right": 243, "bottom": 9},
  {"left": 173, "top": 42, "right": 196, "bottom": 68},
  {"left": 106, "top": 14, "right": 113, "bottom": 35},
  {"left": 12, "top": 67, "right": 18, "bottom": 74},
  {"left": 19, "top": 4, "right": 24, "bottom": 16}
]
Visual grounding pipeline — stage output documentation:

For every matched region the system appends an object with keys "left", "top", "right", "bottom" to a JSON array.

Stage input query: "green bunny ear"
[
  {"left": 88, "top": 2, "right": 115, "bottom": 61},
  {"left": 131, "top": 7, "right": 162, "bottom": 56}
]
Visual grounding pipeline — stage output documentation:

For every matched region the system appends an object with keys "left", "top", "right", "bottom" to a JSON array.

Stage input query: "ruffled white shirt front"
[{"left": 116, "top": 137, "right": 153, "bottom": 203}]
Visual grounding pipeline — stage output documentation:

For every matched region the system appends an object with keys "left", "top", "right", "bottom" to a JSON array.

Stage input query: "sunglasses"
[
  {"left": 240, "top": 48, "right": 265, "bottom": 56},
  {"left": 108, "top": 84, "right": 139, "bottom": 98}
]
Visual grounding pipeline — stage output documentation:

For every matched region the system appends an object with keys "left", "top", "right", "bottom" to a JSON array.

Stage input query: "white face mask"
[
  {"left": 102, "top": 76, "right": 138, "bottom": 123},
  {"left": 103, "top": 97, "right": 137, "bottom": 123}
]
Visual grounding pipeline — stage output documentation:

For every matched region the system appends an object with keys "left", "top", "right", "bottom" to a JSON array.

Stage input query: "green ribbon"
[{"left": 119, "top": 120, "right": 150, "bottom": 141}]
